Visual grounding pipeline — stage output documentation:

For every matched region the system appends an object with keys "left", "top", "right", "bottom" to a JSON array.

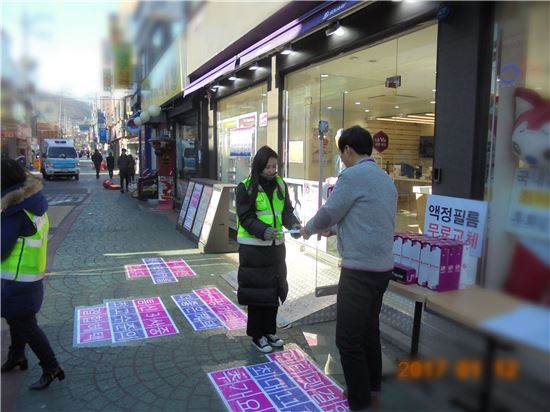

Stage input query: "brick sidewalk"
[{"left": 2, "top": 176, "right": 310, "bottom": 412}]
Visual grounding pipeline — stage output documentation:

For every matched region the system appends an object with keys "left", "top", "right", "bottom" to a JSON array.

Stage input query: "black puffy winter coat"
[{"left": 236, "top": 176, "right": 300, "bottom": 306}]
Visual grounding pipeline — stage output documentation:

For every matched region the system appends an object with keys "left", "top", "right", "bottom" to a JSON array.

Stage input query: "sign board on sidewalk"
[
  {"left": 183, "top": 183, "right": 204, "bottom": 230},
  {"left": 177, "top": 182, "right": 195, "bottom": 229}
]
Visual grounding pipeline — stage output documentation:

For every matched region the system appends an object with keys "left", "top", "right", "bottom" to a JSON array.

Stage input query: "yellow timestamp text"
[{"left": 397, "top": 358, "right": 519, "bottom": 381}]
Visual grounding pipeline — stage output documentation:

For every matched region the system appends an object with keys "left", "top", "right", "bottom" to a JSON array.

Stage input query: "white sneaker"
[
  {"left": 252, "top": 337, "right": 272, "bottom": 353},
  {"left": 265, "top": 334, "right": 284, "bottom": 347}
]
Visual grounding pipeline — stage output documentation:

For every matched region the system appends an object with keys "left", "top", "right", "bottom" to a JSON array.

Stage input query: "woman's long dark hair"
[{"left": 248, "top": 145, "right": 283, "bottom": 204}]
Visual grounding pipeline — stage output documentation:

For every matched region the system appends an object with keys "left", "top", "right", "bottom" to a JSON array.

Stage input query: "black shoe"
[
  {"left": 29, "top": 366, "right": 65, "bottom": 390},
  {"left": 1, "top": 357, "right": 28, "bottom": 372}
]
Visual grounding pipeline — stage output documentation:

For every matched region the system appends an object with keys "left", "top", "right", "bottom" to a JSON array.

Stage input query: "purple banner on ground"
[
  {"left": 164, "top": 258, "right": 197, "bottom": 277},
  {"left": 107, "top": 299, "right": 147, "bottom": 343},
  {"left": 267, "top": 349, "right": 349, "bottom": 411},
  {"left": 209, "top": 366, "right": 276, "bottom": 412},
  {"left": 171, "top": 293, "right": 224, "bottom": 331},
  {"left": 134, "top": 297, "right": 179, "bottom": 338},
  {"left": 209, "top": 361, "right": 322, "bottom": 412},
  {"left": 125, "top": 264, "right": 151, "bottom": 279},
  {"left": 194, "top": 287, "right": 247, "bottom": 330},
  {"left": 142, "top": 258, "right": 178, "bottom": 284},
  {"left": 75, "top": 305, "right": 112, "bottom": 345}
]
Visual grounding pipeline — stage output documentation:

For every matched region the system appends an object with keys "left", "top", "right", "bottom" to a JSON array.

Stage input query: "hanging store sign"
[
  {"left": 373, "top": 131, "right": 389, "bottom": 152},
  {"left": 113, "top": 43, "right": 132, "bottom": 89}
]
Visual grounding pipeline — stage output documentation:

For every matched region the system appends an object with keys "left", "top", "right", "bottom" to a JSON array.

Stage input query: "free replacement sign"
[
  {"left": 209, "top": 348, "right": 349, "bottom": 411},
  {"left": 172, "top": 287, "right": 247, "bottom": 331}
]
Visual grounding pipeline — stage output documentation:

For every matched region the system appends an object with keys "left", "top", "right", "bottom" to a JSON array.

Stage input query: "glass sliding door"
[{"left": 284, "top": 24, "right": 438, "bottom": 296}]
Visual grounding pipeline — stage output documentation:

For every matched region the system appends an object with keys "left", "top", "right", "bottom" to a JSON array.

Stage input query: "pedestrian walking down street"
[
  {"left": 106, "top": 152, "right": 115, "bottom": 179},
  {"left": 127, "top": 154, "right": 136, "bottom": 183},
  {"left": 91, "top": 149, "right": 103, "bottom": 179},
  {"left": 300, "top": 126, "right": 397, "bottom": 412},
  {"left": 1, "top": 159, "right": 65, "bottom": 391},
  {"left": 117, "top": 148, "right": 129, "bottom": 193},
  {"left": 236, "top": 146, "right": 302, "bottom": 354}
]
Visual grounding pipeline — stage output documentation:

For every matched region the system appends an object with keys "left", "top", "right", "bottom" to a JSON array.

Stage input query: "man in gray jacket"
[{"left": 301, "top": 125, "right": 397, "bottom": 411}]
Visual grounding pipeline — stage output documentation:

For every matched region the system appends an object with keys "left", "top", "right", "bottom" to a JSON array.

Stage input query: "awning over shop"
[{"left": 182, "top": 0, "right": 362, "bottom": 97}]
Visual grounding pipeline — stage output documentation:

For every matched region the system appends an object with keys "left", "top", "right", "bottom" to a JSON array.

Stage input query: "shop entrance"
[{"left": 284, "top": 23, "right": 438, "bottom": 300}]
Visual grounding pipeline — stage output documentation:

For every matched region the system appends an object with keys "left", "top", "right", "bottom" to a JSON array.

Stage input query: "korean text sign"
[{"left": 424, "top": 194, "right": 488, "bottom": 257}]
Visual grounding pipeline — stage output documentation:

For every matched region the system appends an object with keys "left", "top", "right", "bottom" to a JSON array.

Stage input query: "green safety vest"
[
  {"left": 237, "top": 175, "right": 285, "bottom": 246},
  {"left": 1, "top": 210, "right": 49, "bottom": 282}
]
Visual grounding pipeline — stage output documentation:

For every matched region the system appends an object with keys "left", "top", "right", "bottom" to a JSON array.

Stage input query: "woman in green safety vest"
[
  {"left": 236, "top": 146, "right": 302, "bottom": 353},
  {"left": 1, "top": 159, "right": 65, "bottom": 390}
]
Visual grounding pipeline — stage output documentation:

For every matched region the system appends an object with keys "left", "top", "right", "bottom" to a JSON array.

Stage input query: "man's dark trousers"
[
  {"left": 336, "top": 267, "right": 391, "bottom": 411},
  {"left": 120, "top": 173, "right": 129, "bottom": 192}
]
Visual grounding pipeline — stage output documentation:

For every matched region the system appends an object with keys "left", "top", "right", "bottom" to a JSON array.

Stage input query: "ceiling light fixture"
[
  {"left": 228, "top": 75, "right": 237, "bottom": 81},
  {"left": 249, "top": 62, "right": 259, "bottom": 70},
  {"left": 430, "top": 100, "right": 436, "bottom": 104},
  {"left": 280, "top": 45, "right": 294, "bottom": 55},
  {"left": 432, "top": 88, "right": 436, "bottom": 92},
  {"left": 321, "top": 74, "right": 329, "bottom": 78},
  {"left": 327, "top": 106, "right": 333, "bottom": 110},
  {"left": 326, "top": 21, "right": 344, "bottom": 37},
  {"left": 355, "top": 102, "right": 361, "bottom": 105},
  {"left": 394, "top": 105, "right": 400, "bottom": 109},
  {"left": 364, "top": 109, "right": 370, "bottom": 112}
]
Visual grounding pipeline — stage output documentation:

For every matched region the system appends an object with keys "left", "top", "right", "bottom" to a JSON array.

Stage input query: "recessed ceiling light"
[
  {"left": 321, "top": 74, "right": 329, "bottom": 78},
  {"left": 327, "top": 106, "right": 333, "bottom": 110},
  {"left": 355, "top": 102, "right": 361, "bottom": 105},
  {"left": 249, "top": 63, "right": 259, "bottom": 71},
  {"left": 394, "top": 105, "right": 400, "bottom": 109},
  {"left": 228, "top": 75, "right": 237, "bottom": 81},
  {"left": 364, "top": 109, "right": 370, "bottom": 112},
  {"left": 430, "top": 101, "right": 436, "bottom": 104},
  {"left": 281, "top": 45, "right": 294, "bottom": 55},
  {"left": 432, "top": 89, "right": 436, "bottom": 92},
  {"left": 344, "top": 91, "right": 349, "bottom": 94},
  {"left": 261, "top": 93, "right": 267, "bottom": 97}
]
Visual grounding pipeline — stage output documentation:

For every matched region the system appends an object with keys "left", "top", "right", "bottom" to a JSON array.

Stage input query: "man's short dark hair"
[{"left": 338, "top": 125, "right": 373, "bottom": 156}]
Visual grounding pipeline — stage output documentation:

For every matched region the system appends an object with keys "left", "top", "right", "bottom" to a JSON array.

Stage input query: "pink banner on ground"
[
  {"left": 134, "top": 297, "right": 179, "bottom": 338},
  {"left": 194, "top": 287, "right": 247, "bottom": 330},
  {"left": 267, "top": 349, "right": 349, "bottom": 411},
  {"left": 164, "top": 258, "right": 197, "bottom": 277},
  {"left": 75, "top": 305, "right": 112, "bottom": 345},
  {"left": 125, "top": 264, "right": 151, "bottom": 279},
  {"left": 209, "top": 366, "right": 276, "bottom": 412}
]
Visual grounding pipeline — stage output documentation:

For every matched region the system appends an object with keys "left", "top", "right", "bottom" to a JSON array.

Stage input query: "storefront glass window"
[
  {"left": 217, "top": 84, "right": 268, "bottom": 226},
  {"left": 484, "top": 2, "right": 549, "bottom": 291},
  {"left": 284, "top": 24, "right": 438, "bottom": 262}
]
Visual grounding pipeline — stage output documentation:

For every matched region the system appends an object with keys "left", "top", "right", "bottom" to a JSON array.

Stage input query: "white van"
[{"left": 41, "top": 139, "right": 80, "bottom": 180}]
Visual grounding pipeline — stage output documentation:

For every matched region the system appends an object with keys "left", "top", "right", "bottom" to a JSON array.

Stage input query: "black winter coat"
[{"left": 236, "top": 176, "right": 300, "bottom": 306}]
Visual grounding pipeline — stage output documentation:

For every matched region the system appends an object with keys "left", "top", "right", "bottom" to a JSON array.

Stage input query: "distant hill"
[{"left": 33, "top": 91, "right": 92, "bottom": 128}]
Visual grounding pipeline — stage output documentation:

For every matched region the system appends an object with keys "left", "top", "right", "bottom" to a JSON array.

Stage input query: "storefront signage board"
[
  {"left": 507, "top": 168, "right": 550, "bottom": 241},
  {"left": 184, "top": 183, "right": 204, "bottom": 231},
  {"left": 373, "top": 131, "right": 389, "bottom": 152},
  {"left": 199, "top": 187, "right": 222, "bottom": 246},
  {"left": 424, "top": 194, "right": 488, "bottom": 257}
]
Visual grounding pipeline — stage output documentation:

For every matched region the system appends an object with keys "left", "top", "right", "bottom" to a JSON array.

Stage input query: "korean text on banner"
[{"left": 424, "top": 194, "right": 488, "bottom": 257}]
